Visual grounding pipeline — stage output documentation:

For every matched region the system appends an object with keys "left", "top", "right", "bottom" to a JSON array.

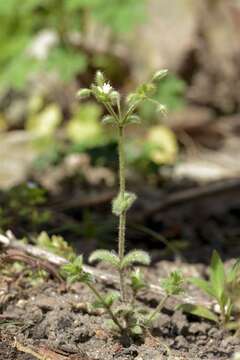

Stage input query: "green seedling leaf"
[
  {"left": 104, "top": 319, "right": 119, "bottom": 332},
  {"left": 130, "top": 269, "right": 146, "bottom": 292},
  {"left": 227, "top": 258, "right": 240, "bottom": 283},
  {"left": 189, "top": 277, "right": 215, "bottom": 298},
  {"left": 161, "top": 270, "right": 184, "bottom": 295},
  {"left": 89, "top": 250, "right": 120, "bottom": 268},
  {"left": 130, "top": 325, "right": 143, "bottom": 335},
  {"left": 179, "top": 304, "right": 219, "bottom": 323},
  {"left": 225, "top": 298, "right": 233, "bottom": 321},
  {"left": 61, "top": 255, "right": 93, "bottom": 284},
  {"left": 104, "top": 291, "right": 120, "bottom": 307},
  {"left": 121, "top": 250, "right": 150, "bottom": 269},
  {"left": 92, "top": 291, "right": 120, "bottom": 309},
  {"left": 210, "top": 250, "right": 225, "bottom": 300},
  {"left": 219, "top": 291, "right": 229, "bottom": 309}
]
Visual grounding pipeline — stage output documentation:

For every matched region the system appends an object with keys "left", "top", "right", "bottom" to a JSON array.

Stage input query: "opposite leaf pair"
[
  {"left": 89, "top": 249, "right": 150, "bottom": 270},
  {"left": 62, "top": 254, "right": 184, "bottom": 337}
]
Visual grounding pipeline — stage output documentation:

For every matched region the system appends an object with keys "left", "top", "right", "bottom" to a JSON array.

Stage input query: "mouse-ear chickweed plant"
[{"left": 62, "top": 70, "right": 184, "bottom": 337}]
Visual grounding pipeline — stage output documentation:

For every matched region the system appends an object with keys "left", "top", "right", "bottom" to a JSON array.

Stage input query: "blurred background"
[{"left": 1, "top": 0, "right": 240, "bottom": 263}]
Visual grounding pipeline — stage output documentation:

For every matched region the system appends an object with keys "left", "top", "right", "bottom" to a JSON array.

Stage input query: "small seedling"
[
  {"left": 179, "top": 250, "right": 240, "bottom": 326},
  {"left": 226, "top": 259, "right": 240, "bottom": 332},
  {"left": 62, "top": 70, "right": 184, "bottom": 338},
  {"left": 36, "top": 231, "right": 76, "bottom": 260}
]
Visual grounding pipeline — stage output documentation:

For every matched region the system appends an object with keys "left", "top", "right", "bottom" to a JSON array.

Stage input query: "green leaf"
[
  {"left": 104, "top": 319, "right": 119, "bottom": 332},
  {"left": 89, "top": 250, "right": 120, "bottom": 268},
  {"left": 61, "top": 256, "right": 93, "bottom": 284},
  {"left": 130, "top": 269, "right": 146, "bottom": 292},
  {"left": 124, "top": 115, "right": 141, "bottom": 126},
  {"left": 227, "top": 258, "right": 240, "bottom": 283},
  {"left": 130, "top": 325, "right": 143, "bottom": 335},
  {"left": 104, "top": 291, "right": 120, "bottom": 307},
  {"left": 225, "top": 298, "right": 233, "bottom": 321},
  {"left": 121, "top": 250, "right": 150, "bottom": 269},
  {"left": 189, "top": 277, "right": 215, "bottom": 298},
  {"left": 92, "top": 291, "right": 119, "bottom": 309},
  {"left": 178, "top": 304, "right": 219, "bottom": 323},
  {"left": 210, "top": 250, "right": 225, "bottom": 300},
  {"left": 161, "top": 270, "right": 184, "bottom": 295},
  {"left": 77, "top": 88, "right": 92, "bottom": 99},
  {"left": 101, "top": 115, "right": 116, "bottom": 125}
]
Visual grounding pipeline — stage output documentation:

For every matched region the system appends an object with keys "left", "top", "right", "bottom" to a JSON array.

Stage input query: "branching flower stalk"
[
  {"left": 62, "top": 70, "right": 185, "bottom": 337},
  {"left": 146, "top": 294, "right": 169, "bottom": 326}
]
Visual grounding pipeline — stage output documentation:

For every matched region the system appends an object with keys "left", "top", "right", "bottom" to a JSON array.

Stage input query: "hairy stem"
[
  {"left": 146, "top": 295, "right": 169, "bottom": 326},
  {"left": 105, "top": 102, "right": 119, "bottom": 123},
  {"left": 122, "top": 101, "right": 139, "bottom": 123},
  {"left": 87, "top": 283, "right": 124, "bottom": 332},
  {"left": 118, "top": 126, "right": 127, "bottom": 302}
]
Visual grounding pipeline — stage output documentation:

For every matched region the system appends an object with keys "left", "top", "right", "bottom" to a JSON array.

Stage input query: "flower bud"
[
  {"left": 110, "top": 91, "right": 120, "bottom": 105},
  {"left": 77, "top": 88, "right": 91, "bottom": 99},
  {"left": 152, "top": 69, "right": 168, "bottom": 82},
  {"left": 95, "top": 71, "right": 105, "bottom": 86}
]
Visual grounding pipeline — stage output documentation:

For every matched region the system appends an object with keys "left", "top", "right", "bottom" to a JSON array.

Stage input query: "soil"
[{"left": 0, "top": 261, "right": 239, "bottom": 360}]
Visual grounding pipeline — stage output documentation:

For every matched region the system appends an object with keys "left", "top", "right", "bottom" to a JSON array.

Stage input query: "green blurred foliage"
[
  {"left": 36, "top": 231, "right": 76, "bottom": 260},
  {"left": 27, "top": 103, "right": 63, "bottom": 137},
  {"left": 0, "top": 183, "right": 51, "bottom": 231},
  {"left": 66, "top": 102, "right": 107, "bottom": 148},
  {"left": 125, "top": 125, "right": 178, "bottom": 176},
  {"left": 0, "top": 0, "right": 146, "bottom": 90}
]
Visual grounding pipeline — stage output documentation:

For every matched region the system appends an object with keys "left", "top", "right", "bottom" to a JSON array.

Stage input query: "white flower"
[{"left": 99, "top": 83, "right": 112, "bottom": 95}]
